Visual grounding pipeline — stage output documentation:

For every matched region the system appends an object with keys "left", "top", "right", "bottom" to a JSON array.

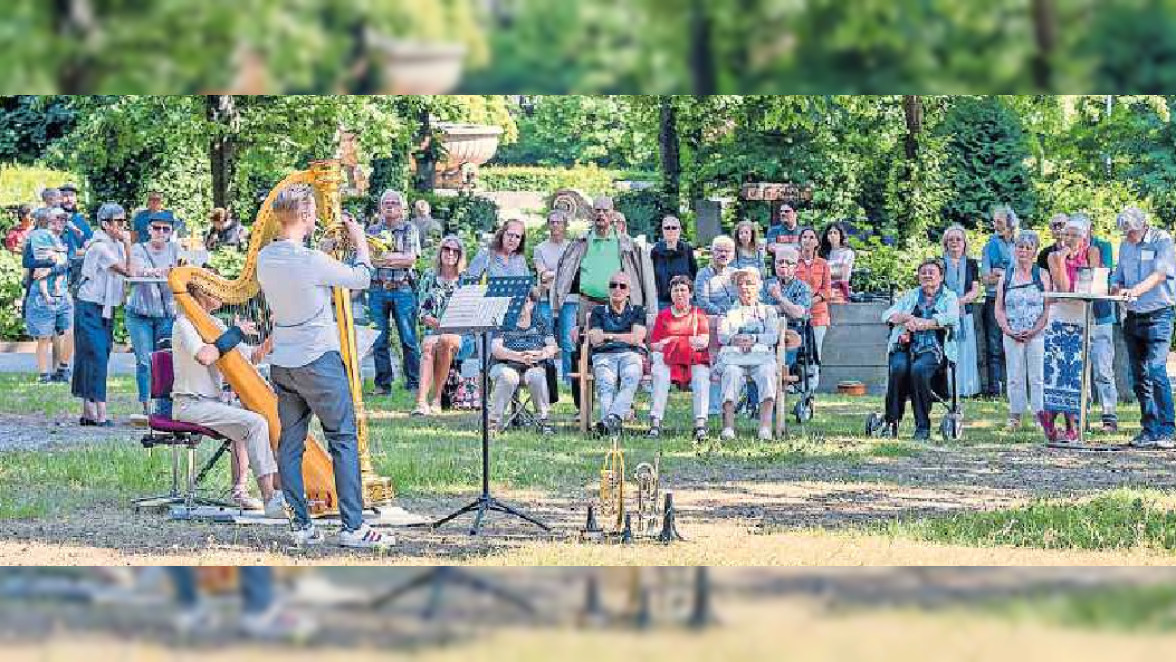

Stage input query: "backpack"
[{"left": 1002, "top": 265, "right": 1044, "bottom": 295}]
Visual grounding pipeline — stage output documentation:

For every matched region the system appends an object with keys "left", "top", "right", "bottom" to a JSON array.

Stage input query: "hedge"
[
  {"left": 0, "top": 165, "right": 79, "bottom": 227},
  {"left": 477, "top": 165, "right": 656, "bottom": 194}
]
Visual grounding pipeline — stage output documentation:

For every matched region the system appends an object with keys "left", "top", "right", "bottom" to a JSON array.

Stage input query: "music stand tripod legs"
[
  {"left": 433, "top": 330, "right": 550, "bottom": 536},
  {"left": 368, "top": 567, "right": 535, "bottom": 619}
]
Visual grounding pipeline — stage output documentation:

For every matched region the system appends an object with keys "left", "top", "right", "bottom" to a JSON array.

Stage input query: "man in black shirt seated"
[{"left": 587, "top": 271, "right": 647, "bottom": 435}]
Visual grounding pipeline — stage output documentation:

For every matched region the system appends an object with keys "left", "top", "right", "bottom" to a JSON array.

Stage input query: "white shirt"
[
  {"left": 76, "top": 231, "right": 126, "bottom": 318},
  {"left": 171, "top": 315, "right": 233, "bottom": 400},
  {"left": 256, "top": 239, "right": 372, "bottom": 368}
]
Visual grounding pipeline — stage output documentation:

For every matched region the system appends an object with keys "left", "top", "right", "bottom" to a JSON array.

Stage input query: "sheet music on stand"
[{"left": 439, "top": 285, "right": 513, "bottom": 334}]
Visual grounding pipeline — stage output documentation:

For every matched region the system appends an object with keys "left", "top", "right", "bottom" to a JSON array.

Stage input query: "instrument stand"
[
  {"left": 367, "top": 566, "right": 535, "bottom": 619},
  {"left": 433, "top": 280, "right": 550, "bottom": 536}
]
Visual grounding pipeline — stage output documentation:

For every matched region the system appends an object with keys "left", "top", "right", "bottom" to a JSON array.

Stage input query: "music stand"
[{"left": 433, "top": 279, "right": 550, "bottom": 535}]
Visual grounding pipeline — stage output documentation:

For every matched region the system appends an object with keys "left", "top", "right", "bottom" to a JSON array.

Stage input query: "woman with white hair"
[
  {"left": 694, "top": 235, "right": 738, "bottom": 315},
  {"left": 72, "top": 203, "right": 133, "bottom": 426},
  {"left": 1111, "top": 206, "right": 1176, "bottom": 448},
  {"left": 717, "top": 268, "right": 779, "bottom": 441},
  {"left": 941, "top": 224, "right": 982, "bottom": 397},
  {"left": 1044, "top": 215, "right": 1102, "bottom": 442}
]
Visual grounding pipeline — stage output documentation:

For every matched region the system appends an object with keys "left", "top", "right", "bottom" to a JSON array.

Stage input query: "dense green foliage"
[
  {"left": 478, "top": 165, "right": 627, "bottom": 194},
  {"left": 938, "top": 97, "right": 1037, "bottom": 226}
]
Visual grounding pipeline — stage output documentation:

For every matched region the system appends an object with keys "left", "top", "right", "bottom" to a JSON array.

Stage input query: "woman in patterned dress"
[{"left": 413, "top": 235, "right": 467, "bottom": 416}]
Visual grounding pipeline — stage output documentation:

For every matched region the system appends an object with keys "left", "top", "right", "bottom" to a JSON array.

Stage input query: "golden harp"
[{"left": 168, "top": 160, "right": 393, "bottom": 514}]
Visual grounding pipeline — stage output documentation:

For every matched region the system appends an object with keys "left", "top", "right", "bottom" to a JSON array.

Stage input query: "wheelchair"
[
  {"left": 865, "top": 327, "right": 963, "bottom": 442},
  {"left": 734, "top": 317, "right": 816, "bottom": 426}
]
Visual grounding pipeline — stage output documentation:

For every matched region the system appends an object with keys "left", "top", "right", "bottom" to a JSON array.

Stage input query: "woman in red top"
[
  {"left": 797, "top": 227, "right": 832, "bottom": 389},
  {"left": 648, "top": 274, "right": 711, "bottom": 442}
]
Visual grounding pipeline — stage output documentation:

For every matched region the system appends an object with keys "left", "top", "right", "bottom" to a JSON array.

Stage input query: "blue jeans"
[
  {"left": 557, "top": 301, "right": 577, "bottom": 379},
  {"left": 125, "top": 310, "right": 174, "bottom": 408},
  {"left": 592, "top": 350, "right": 644, "bottom": 422},
  {"left": 271, "top": 351, "right": 365, "bottom": 530},
  {"left": 1124, "top": 308, "right": 1175, "bottom": 439},
  {"left": 981, "top": 297, "right": 1006, "bottom": 396},
  {"left": 368, "top": 287, "right": 421, "bottom": 390},
  {"left": 168, "top": 567, "right": 273, "bottom": 615}
]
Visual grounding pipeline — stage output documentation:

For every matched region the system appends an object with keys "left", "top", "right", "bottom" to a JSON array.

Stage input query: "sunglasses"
[
  {"left": 608, "top": 282, "right": 629, "bottom": 290},
  {"left": 663, "top": 225, "right": 681, "bottom": 231},
  {"left": 150, "top": 225, "right": 172, "bottom": 232},
  {"left": 440, "top": 245, "right": 461, "bottom": 254},
  {"left": 505, "top": 232, "right": 523, "bottom": 240},
  {"left": 777, "top": 260, "right": 798, "bottom": 267}
]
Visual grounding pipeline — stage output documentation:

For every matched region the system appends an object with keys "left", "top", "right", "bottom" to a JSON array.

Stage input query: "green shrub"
[
  {"left": 615, "top": 188, "right": 671, "bottom": 239},
  {"left": 208, "top": 248, "right": 246, "bottom": 281},
  {"left": 850, "top": 234, "right": 937, "bottom": 295},
  {"left": 405, "top": 192, "right": 500, "bottom": 235},
  {"left": 477, "top": 165, "right": 630, "bottom": 194},
  {"left": 0, "top": 249, "right": 26, "bottom": 340},
  {"left": 0, "top": 165, "right": 79, "bottom": 231}
]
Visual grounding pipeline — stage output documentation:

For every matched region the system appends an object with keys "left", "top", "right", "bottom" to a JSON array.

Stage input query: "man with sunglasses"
[
  {"left": 587, "top": 272, "right": 647, "bottom": 435},
  {"left": 553, "top": 195, "right": 657, "bottom": 331},
  {"left": 650, "top": 214, "right": 698, "bottom": 311},
  {"left": 766, "top": 203, "right": 801, "bottom": 259}
]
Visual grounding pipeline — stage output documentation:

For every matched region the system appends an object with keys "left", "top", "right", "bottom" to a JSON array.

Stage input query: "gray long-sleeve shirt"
[{"left": 256, "top": 239, "right": 372, "bottom": 368}]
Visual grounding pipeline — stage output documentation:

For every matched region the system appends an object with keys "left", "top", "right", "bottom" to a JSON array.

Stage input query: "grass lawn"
[{"left": 1, "top": 369, "right": 1174, "bottom": 563}]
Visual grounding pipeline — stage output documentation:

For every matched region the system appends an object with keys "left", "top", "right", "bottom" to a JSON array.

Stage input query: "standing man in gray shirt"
[
  {"left": 1110, "top": 206, "right": 1176, "bottom": 448},
  {"left": 256, "top": 183, "right": 392, "bottom": 549}
]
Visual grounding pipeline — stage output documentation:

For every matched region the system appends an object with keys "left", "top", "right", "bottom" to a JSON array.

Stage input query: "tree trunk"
[
  {"left": 658, "top": 96, "right": 681, "bottom": 214},
  {"left": 1031, "top": 0, "right": 1057, "bottom": 92},
  {"left": 53, "top": 0, "right": 97, "bottom": 93},
  {"left": 413, "top": 107, "right": 436, "bottom": 193},
  {"left": 689, "top": 0, "right": 717, "bottom": 95},
  {"left": 902, "top": 95, "right": 922, "bottom": 161},
  {"left": 206, "top": 95, "right": 239, "bottom": 210}
]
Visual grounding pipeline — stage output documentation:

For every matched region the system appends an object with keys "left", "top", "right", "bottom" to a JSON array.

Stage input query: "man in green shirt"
[{"left": 553, "top": 195, "right": 656, "bottom": 329}]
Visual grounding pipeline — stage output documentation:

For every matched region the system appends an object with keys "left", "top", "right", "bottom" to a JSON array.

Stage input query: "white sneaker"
[
  {"left": 240, "top": 605, "right": 317, "bottom": 642},
  {"left": 338, "top": 523, "right": 395, "bottom": 549},
  {"left": 720, "top": 427, "right": 735, "bottom": 441},
  {"left": 290, "top": 523, "right": 323, "bottom": 547},
  {"left": 232, "top": 489, "right": 263, "bottom": 511},
  {"left": 174, "top": 604, "right": 219, "bottom": 636},
  {"left": 758, "top": 426, "right": 773, "bottom": 441},
  {"left": 263, "top": 492, "right": 289, "bottom": 519}
]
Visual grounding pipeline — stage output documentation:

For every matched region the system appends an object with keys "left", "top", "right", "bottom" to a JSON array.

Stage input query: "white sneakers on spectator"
[
  {"left": 720, "top": 427, "right": 735, "bottom": 441},
  {"left": 175, "top": 604, "right": 317, "bottom": 642},
  {"left": 232, "top": 488, "right": 263, "bottom": 511},
  {"left": 240, "top": 605, "right": 318, "bottom": 641},
  {"left": 263, "top": 492, "right": 288, "bottom": 519},
  {"left": 758, "top": 427, "right": 773, "bottom": 441}
]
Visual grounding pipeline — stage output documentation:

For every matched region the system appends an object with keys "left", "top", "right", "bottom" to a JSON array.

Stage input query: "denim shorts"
[{"left": 24, "top": 289, "right": 73, "bottom": 338}]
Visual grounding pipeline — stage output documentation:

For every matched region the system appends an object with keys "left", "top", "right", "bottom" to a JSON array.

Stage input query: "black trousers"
[
  {"left": 981, "top": 297, "right": 1005, "bottom": 396},
  {"left": 885, "top": 349, "right": 947, "bottom": 432}
]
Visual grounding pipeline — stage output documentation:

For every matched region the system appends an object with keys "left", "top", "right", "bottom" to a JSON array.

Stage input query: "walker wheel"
[
  {"left": 794, "top": 399, "right": 814, "bottom": 424},
  {"left": 940, "top": 413, "right": 964, "bottom": 441},
  {"left": 866, "top": 412, "right": 884, "bottom": 437}
]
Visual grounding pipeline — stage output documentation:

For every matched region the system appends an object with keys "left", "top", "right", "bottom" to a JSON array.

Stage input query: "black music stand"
[{"left": 433, "top": 278, "right": 550, "bottom": 536}]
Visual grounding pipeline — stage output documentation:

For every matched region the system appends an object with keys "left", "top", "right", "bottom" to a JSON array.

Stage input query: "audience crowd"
[{"left": 5, "top": 187, "right": 1174, "bottom": 451}]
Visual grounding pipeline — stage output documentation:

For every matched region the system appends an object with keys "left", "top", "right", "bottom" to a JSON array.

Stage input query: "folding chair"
[
  {"left": 132, "top": 350, "right": 234, "bottom": 513},
  {"left": 503, "top": 363, "right": 559, "bottom": 430}
]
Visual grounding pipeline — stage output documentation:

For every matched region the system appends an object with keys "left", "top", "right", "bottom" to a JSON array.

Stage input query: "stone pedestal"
[{"left": 818, "top": 302, "right": 891, "bottom": 395}]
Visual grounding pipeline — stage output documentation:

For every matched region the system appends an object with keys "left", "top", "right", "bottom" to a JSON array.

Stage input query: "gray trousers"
[
  {"left": 270, "top": 351, "right": 364, "bottom": 530},
  {"left": 592, "top": 350, "right": 644, "bottom": 422}
]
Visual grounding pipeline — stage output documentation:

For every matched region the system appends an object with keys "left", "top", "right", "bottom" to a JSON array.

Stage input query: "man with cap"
[{"left": 1111, "top": 206, "right": 1176, "bottom": 448}]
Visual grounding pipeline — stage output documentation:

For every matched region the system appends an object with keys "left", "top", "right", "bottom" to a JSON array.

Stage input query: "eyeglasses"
[
  {"left": 109, "top": 218, "right": 127, "bottom": 225},
  {"left": 150, "top": 225, "right": 172, "bottom": 232},
  {"left": 663, "top": 225, "right": 681, "bottom": 231},
  {"left": 777, "top": 260, "right": 798, "bottom": 267},
  {"left": 608, "top": 282, "right": 629, "bottom": 290},
  {"left": 505, "top": 232, "right": 523, "bottom": 240},
  {"left": 593, "top": 208, "right": 610, "bottom": 214},
  {"left": 440, "top": 246, "right": 460, "bottom": 254}
]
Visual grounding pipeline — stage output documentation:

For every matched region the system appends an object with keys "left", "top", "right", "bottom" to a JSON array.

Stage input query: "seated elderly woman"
[
  {"left": 716, "top": 268, "right": 780, "bottom": 442},
  {"left": 880, "top": 258, "right": 960, "bottom": 440},
  {"left": 761, "top": 244, "right": 812, "bottom": 369},
  {"left": 648, "top": 275, "right": 711, "bottom": 442},
  {"left": 488, "top": 288, "right": 558, "bottom": 435}
]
